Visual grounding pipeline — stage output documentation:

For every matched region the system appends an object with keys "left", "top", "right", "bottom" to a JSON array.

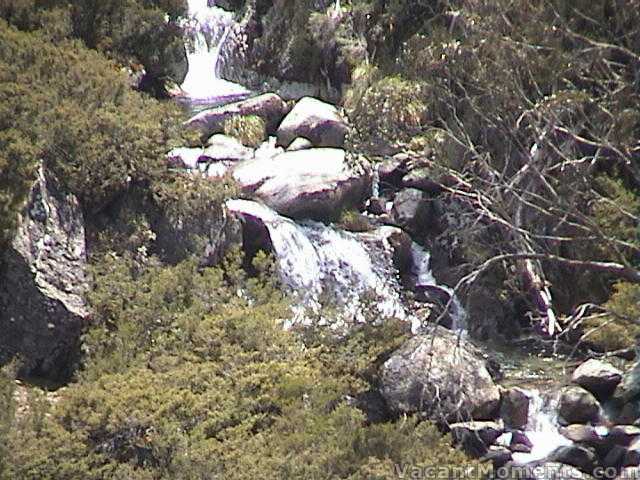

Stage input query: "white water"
[
  {"left": 226, "top": 200, "right": 469, "bottom": 333},
  {"left": 227, "top": 200, "right": 407, "bottom": 327},
  {"left": 410, "top": 243, "right": 467, "bottom": 331},
  {"left": 511, "top": 389, "right": 571, "bottom": 464},
  {"left": 181, "top": 0, "right": 248, "bottom": 102}
]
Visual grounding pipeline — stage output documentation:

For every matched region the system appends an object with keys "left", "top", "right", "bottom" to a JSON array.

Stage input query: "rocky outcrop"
[
  {"left": 276, "top": 97, "right": 348, "bottom": 149},
  {"left": 185, "top": 93, "right": 287, "bottom": 140},
  {"left": 379, "top": 326, "right": 501, "bottom": 422},
  {"left": 0, "top": 166, "right": 90, "bottom": 380},
  {"left": 232, "top": 148, "right": 371, "bottom": 221},
  {"left": 557, "top": 386, "right": 601, "bottom": 425},
  {"left": 572, "top": 359, "right": 623, "bottom": 399}
]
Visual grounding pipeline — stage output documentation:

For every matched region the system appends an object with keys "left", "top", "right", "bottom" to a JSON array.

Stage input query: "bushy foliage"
[
  {"left": 585, "top": 282, "right": 640, "bottom": 352},
  {"left": 0, "top": 0, "right": 189, "bottom": 91},
  {"left": 0, "top": 21, "right": 217, "bottom": 249},
  {"left": 223, "top": 115, "right": 267, "bottom": 148},
  {"left": 345, "top": 70, "right": 425, "bottom": 148},
  {"left": 2, "top": 254, "right": 481, "bottom": 478}
]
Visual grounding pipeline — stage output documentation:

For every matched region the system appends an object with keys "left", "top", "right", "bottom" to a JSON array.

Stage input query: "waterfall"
[
  {"left": 180, "top": 0, "right": 248, "bottom": 104},
  {"left": 227, "top": 199, "right": 468, "bottom": 333},
  {"left": 227, "top": 200, "right": 412, "bottom": 329},
  {"left": 511, "top": 389, "right": 571, "bottom": 465},
  {"left": 410, "top": 243, "right": 467, "bottom": 331}
]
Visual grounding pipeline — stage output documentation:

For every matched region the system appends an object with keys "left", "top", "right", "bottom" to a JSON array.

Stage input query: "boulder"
[
  {"left": 547, "top": 445, "right": 598, "bottom": 474},
  {"left": 287, "top": 137, "right": 314, "bottom": 152},
  {"left": 379, "top": 326, "right": 501, "bottom": 422},
  {"left": 572, "top": 359, "right": 623, "bottom": 398},
  {"left": 276, "top": 97, "right": 348, "bottom": 149},
  {"left": 560, "top": 424, "right": 605, "bottom": 445},
  {"left": 0, "top": 166, "right": 90, "bottom": 380},
  {"left": 501, "top": 387, "right": 531, "bottom": 429},
  {"left": 167, "top": 147, "right": 203, "bottom": 169},
  {"left": 483, "top": 446, "right": 513, "bottom": 469},
  {"left": 450, "top": 421, "right": 504, "bottom": 446},
  {"left": 623, "top": 437, "right": 640, "bottom": 468},
  {"left": 378, "top": 154, "right": 410, "bottom": 190},
  {"left": 201, "top": 134, "right": 255, "bottom": 163},
  {"left": 153, "top": 203, "right": 242, "bottom": 267},
  {"left": 558, "top": 386, "right": 601, "bottom": 424},
  {"left": 402, "top": 168, "right": 445, "bottom": 195},
  {"left": 185, "top": 93, "right": 287, "bottom": 139},
  {"left": 232, "top": 149, "right": 371, "bottom": 221},
  {"left": 390, "top": 188, "right": 434, "bottom": 234}
]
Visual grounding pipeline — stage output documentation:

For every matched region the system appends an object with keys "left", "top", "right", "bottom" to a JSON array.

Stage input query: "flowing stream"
[
  {"left": 226, "top": 199, "right": 466, "bottom": 332},
  {"left": 180, "top": 0, "right": 248, "bottom": 105}
]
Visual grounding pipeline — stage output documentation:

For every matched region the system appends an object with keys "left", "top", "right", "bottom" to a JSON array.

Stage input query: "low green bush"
[{"left": 223, "top": 115, "right": 267, "bottom": 148}]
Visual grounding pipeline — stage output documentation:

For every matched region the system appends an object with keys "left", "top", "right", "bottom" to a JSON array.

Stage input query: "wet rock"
[
  {"left": 201, "top": 134, "right": 255, "bottom": 163},
  {"left": 286, "top": 137, "right": 313, "bottom": 151},
  {"left": 501, "top": 387, "right": 531, "bottom": 429},
  {"left": 232, "top": 148, "right": 371, "bottom": 221},
  {"left": 390, "top": 188, "right": 432, "bottom": 233},
  {"left": 560, "top": 425, "right": 604, "bottom": 445},
  {"left": 185, "top": 93, "right": 287, "bottom": 140},
  {"left": 450, "top": 421, "right": 505, "bottom": 446},
  {"left": 608, "top": 425, "right": 640, "bottom": 447},
  {"left": 547, "top": 445, "right": 598, "bottom": 474},
  {"left": 603, "top": 445, "right": 628, "bottom": 469},
  {"left": 380, "top": 326, "right": 501, "bottom": 422},
  {"left": 483, "top": 446, "right": 513, "bottom": 469},
  {"left": 572, "top": 359, "right": 623, "bottom": 399},
  {"left": 0, "top": 166, "right": 90, "bottom": 381},
  {"left": 366, "top": 197, "right": 388, "bottom": 216},
  {"left": 511, "top": 430, "right": 535, "bottom": 452},
  {"left": 558, "top": 386, "right": 601, "bottom": 424},
  {"left": 276, "top": 97, "right": 348, "bottom": 149}
]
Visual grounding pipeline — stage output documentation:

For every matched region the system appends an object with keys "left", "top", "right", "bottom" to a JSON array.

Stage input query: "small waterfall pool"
[{"left": 179, "top": 0, "right": 248, "bottom": 107}]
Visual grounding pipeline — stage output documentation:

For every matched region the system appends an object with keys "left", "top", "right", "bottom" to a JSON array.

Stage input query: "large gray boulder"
[
  {"left": 380, "top": 326, "right": 501, "bottom": 422},
  {"left": 0, "top": 166, "right": 90, "bottom": 380},
  {"left": 501, "top": 387, "right": 531, "bottom": 429},
  {"left": 276, "top": 97, "right": 348, "bottom": 149},
  {"left": 185, "top": 93, "right": 287, "bottom": 140},
  {"left": 232, "top": 148, "right": 371, "bottom": 221},
  {"left": 572, "top": 359, "right": 622, "bottom": 398},
  {"left": 557, "top": 386, "right": 601, "bottom": 424}
]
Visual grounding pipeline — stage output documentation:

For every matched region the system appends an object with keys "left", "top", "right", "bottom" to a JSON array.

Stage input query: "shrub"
[
  {"left": 0, "top": 20, "right": 191, "bottom": 245},
  {"left": 345, "top": 73, "right": 426, "bottom": 149},
  {"left": 223, "top": 115, "right": 267, "bottom": 148},
  {"left": 584, "top": 282, "right": 640, "bottom": 352}
]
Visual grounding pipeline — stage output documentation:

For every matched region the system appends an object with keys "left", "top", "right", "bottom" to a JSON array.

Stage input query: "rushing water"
[
  {"left": 226, "top": 200, "right": 467, "bottom": 332},
  {"left": 511, "top": 389, "right": 572, "bottom": 465},
  {"left": 180, "top": 0, "right": 248, "bottom": 105}
]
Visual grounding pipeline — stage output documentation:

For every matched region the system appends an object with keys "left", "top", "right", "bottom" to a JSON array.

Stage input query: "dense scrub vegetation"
[
  {"left": 0, "top": 0, "right": 189, "bottom": 95},
  {"left": 1, "top": 253, "right": 481, "bottom": 478}
]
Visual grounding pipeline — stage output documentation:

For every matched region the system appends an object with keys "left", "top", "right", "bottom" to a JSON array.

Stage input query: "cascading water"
[
  {"left": 227, "top": 199, "right": 465, "bottom": 333},
  {"left": 180, "top": 0, "right": 248, "bottom": 104},
  {"left": 410, "top": 243, "right": 467, "bottom": 331},
  {"left": 511, "top": 389, "right": 572, "bottom": 465}
]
